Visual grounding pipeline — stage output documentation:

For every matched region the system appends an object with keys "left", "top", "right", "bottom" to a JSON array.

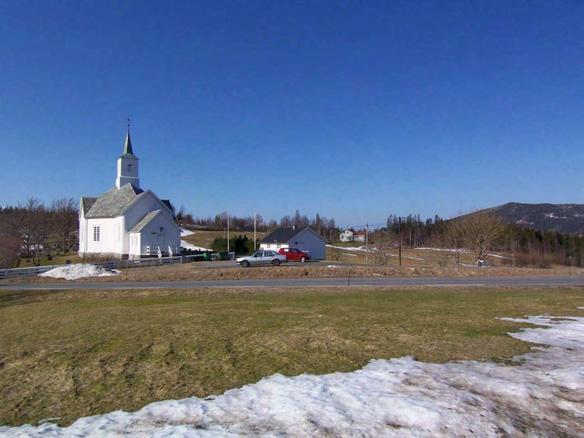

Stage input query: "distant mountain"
[{"left": 475, "top": 202, "right": 584, "bottom": 235}]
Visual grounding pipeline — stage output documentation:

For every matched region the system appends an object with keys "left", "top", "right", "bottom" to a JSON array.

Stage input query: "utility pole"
[
  {"left": 365, "top": 223, "right": 369, "bottom": 265},
  {"left": 227, "top": 214, "right": 230, "bottom": 252},
  {"left": 398, "top": 217, "right": 402, "bottom": 267},
  {"left": 253, "top": 212, "right": 257, "bottom": 250}
]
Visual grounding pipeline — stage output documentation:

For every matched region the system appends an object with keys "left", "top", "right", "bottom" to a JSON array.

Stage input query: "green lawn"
[{"left": 0, "top": 287, "right": 582, "bottom": 427}]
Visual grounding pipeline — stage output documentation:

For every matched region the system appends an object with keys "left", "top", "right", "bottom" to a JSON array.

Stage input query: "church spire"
[
  {"left": 123, "top": 130, "right": 133, "bottom": 155},
  {"left": 123, "top": 119, "right": 135, "bottom": 156}
]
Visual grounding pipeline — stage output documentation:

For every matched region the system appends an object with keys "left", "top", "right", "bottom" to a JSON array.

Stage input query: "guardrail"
[
  {"left": 0, "top": 252, "right": 236, "bottom": 280},
  {"left": 0, "top": 264, "right": 60, "bottom": 279}
]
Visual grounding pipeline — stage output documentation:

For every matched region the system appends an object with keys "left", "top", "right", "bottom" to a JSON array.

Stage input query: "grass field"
[
  {"left": 181, "top": 230, "right": 268, "bottom": 249},
  {"left": 1, "top": 286, "right": 582, "bottom": 427},
  {"left": 327, "top": 244, "right": 514, "bottom": 267}
]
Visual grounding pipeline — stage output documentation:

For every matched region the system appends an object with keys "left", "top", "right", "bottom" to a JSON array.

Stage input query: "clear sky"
[{"left": 1, "top": 1, "right": 583, "bottom": 227}]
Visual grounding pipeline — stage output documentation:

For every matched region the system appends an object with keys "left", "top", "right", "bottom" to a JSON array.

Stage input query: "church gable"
[
  {"left": 123, "top": 190, "right": 178, "bottom": 231},
  {"left": 80, "top": 197, "right": 97, "bottom": 215}
]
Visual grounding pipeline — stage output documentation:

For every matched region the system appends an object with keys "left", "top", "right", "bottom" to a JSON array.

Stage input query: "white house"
[
  {"left": 339, "top": 228, "right": 367, "bottom": 242},
  {"left": 260, "top": 227, "right": 326, "bottom": 260},
  {"left": 79, "top": 130, "right": 181, "bottom": 259},
  {"left": 339, "top": 229, "right": 356, "bottom": 242}
]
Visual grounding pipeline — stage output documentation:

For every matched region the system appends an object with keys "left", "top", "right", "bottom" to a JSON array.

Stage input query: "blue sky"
[{"left": 1, "top": 1, "right": 583, "bottom": 227}]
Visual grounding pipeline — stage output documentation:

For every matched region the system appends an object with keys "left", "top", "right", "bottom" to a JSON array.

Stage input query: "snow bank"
[
  {"left": 180, "top": 228, "right": 194, "bottom": 237},
  {"left": 181, "top": 241, "right": 211, "bottom": 252},
  {"left": 3, "top": 314, "right": 584, "bottom": 437},
  {"left": 38, "top": 264, "right": 120, "bottom": 280},
  {"left": 327, "top": 244, "right": 374, "bottom": 253}
]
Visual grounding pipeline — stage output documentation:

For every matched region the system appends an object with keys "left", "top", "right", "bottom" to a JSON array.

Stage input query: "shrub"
[{"left": 211, "top": 235, "right": 254, "bottom": 254}]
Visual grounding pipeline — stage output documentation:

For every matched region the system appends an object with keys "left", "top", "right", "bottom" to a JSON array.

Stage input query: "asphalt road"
[{"left": 1, "top": 275, "right": 584, "bottom": 291}]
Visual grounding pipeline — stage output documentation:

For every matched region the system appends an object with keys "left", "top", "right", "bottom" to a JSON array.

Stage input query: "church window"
[
  {"left": 93, "top": 226, "right": 101, "bottom": 242},
  {"left": 127, "top": 163, "right": 132, "bottom": 172}
]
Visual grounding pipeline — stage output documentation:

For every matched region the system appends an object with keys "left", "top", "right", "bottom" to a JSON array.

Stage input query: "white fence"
[{"left": 0, "top": 252, "right": 237, "bottom": 280}]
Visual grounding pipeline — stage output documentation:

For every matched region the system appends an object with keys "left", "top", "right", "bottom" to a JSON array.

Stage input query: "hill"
[{"left": 476, "top": 202, "right": 584, "bottom": 235}]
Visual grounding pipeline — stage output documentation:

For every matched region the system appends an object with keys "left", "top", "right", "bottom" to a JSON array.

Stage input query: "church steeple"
[
  {"left": 116, "top": 124, "right": 140, "bottom": 189},
  {"left": 123, "top": 128, "right": 134, "bottom": 156}
]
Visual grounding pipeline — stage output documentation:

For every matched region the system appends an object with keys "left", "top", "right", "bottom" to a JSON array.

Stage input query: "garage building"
[{"left": 259, "top": 227, "right": 327, "bottom": 260}]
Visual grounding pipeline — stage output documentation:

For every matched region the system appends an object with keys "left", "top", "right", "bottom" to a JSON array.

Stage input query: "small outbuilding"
[{"left": 260, "top": 227, "right": 327, "bottom": 260}]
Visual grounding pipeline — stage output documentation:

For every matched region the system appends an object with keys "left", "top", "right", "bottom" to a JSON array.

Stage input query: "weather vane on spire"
[{"left": 127, "top": 117, "right": 131, "bottom": 131}]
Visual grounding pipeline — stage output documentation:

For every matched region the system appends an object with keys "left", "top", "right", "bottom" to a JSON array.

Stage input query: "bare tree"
[
  {"left": 440, "top": 219, "right": 465, "bottom": 265},
  {"left": 280, "top": 215, "right": 292, "bottom": 228},
  {"left": 0, "top": 211, "right": 21, "bottom": 268},
  {"left": 51, "top": 198, "right": 78, "bottom": 253},
  {"left": 19, "top": 198, "right": 51, "bottom": 266},
  {"left": 176, "top": 205, "right": 186, "bottom": 224},
  {"left": 374, "top": 243, "right": 393, "bottom": 265},
  {"left": 456, "top": 213, "right": 506, "bottom": 265}
]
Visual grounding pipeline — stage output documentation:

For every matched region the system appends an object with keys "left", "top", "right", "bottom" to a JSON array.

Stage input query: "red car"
[{"left": 278, "top": 247, "right": 310, "bottom": 262}]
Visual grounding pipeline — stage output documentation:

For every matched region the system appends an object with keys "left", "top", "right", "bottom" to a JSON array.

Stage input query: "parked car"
[
  {"left": 278, "top": 247, "right": 310, "bottom": 262},
  {"left": 236, "top": 250, "right": 287, "bottom": 267}
]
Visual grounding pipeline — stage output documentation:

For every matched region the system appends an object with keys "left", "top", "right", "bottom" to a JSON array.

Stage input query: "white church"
[{"left": 79, "top": 129, "right": 181, "bottom": 259}]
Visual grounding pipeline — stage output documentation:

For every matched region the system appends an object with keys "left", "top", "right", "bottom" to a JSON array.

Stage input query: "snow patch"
[
  {"left": 38, "top": 264, "right": 120, "bottom": 280},
  {"left": 390, "top": 254, "right": 424, "bottom": 261},
  {"left": 326, "top": 244, "right": 374, "bottom": 253},
  {"left": 486, "top": 253, "right": 512, "bottom": 260},
  {"left": 181, "top": 241, "right": 212, "bottom": 252},
  {"left": 3, "top": 313, "right": 584, "bottom": 436},
  {"left": 415, "top": 247, "right": 510, "bottom": 260},
  {"left": 180, "top": 228, "right": 194, "bottom": 237},
  {"left": 415, "top": 247, "right": 469, "bottom": 253}
]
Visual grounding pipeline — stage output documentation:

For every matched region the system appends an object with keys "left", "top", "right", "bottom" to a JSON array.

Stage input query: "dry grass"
[
  {"left": 107, "top": 262, "right": 580, "bottom": 282},
  {"left": 328, "top": 245, "right": 525, "bottom": 268},
  {"left": 18, "top": 253, "right": 84, "bottom": 268},
  {"left": 0, "top": 286, "right": 583, "bottom": 427},
  {"left": 5, "top": 258, "right": 580, "bottom": 285}
]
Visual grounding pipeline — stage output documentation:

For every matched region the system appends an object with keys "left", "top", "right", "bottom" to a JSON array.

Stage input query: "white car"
[{"left": 236, "top": 250, "right": 287, "bottom": 267}]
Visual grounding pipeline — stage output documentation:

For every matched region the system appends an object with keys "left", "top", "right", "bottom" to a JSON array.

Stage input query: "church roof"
[
  {"left": 161, "top": 199, "right": 173, "bottom": 212},
  {"left": 130, "top": 210, "right": 162, "bottom": 233},
  {"left": 85, "top": 184, "right": 144, "bottom": 218}
]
